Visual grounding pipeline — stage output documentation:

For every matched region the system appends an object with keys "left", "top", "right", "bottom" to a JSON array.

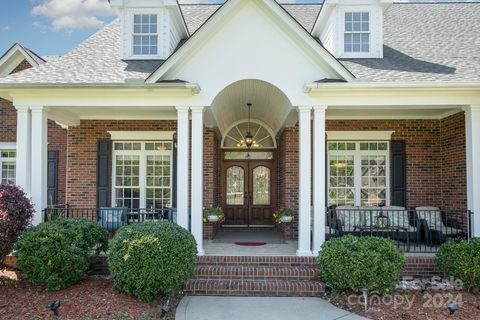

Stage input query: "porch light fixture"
[{"left": 237, "top": 103, "right": 259, "bottom": 149}]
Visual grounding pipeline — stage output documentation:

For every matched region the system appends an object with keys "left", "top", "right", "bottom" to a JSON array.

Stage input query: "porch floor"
[{"left": 204, "top": 241, "right": 298, "bottom": 256}]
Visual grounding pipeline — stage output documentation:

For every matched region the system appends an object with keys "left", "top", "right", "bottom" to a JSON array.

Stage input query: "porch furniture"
[
  {"left": 415, "top": 206, "right": 465, "bottom": 244},
  {"left": 355, "top": 225, "right": 409, "bottom": 249},
  {"left": 98, "top": 207, "right": 127, "bottom": 231}
]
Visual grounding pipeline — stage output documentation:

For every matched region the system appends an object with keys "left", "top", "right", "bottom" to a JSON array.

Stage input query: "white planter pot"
[
  {"left": 207, "top": 215, "right": 219, "bottom": 222},
  {"left": 280, "top": 216, "right": 293, "bottom": 223}
]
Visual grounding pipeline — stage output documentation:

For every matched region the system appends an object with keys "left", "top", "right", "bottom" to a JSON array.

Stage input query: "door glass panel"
[
  {"left": 114, "top": 155, "right": 140, "bottom": 209},
  {"left": 146, "top": 155, "right": 171, "bottom": 209},
  {"left": 226, "top": 166, "right": 244, "bottom": 205},
  {"left": 360, "top": 155, "right": 387, "bottom": 206},
  {"left": 252, "top": 166, "right": 270, "bottom": 205},
  {"left": 328, "top": 155, "right": 355, "bottom": 206}
]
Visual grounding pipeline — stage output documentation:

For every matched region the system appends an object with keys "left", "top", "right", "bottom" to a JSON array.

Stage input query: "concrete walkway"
[{"left": 175, "top": 296, "right": 368, "bottom": 320}]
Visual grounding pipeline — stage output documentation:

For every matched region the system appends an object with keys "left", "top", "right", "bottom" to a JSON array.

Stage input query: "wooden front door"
[{"left": 222, "top": 160, "right": 275, "bottom": 226}]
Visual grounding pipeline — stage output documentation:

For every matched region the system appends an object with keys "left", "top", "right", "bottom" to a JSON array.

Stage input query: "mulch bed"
[
  {"left": 331, "top": 290, "right": 480, "bottom": 320},
  {"left": 0, "top": 268, "right": 182, "bottom": 320}
]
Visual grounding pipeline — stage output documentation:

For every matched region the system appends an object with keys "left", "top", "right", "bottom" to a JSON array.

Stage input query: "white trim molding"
[
  {"left": 327, "top": 131, "right": 394, "bottom": 140},
  {"left": 464, "top": 105, "right": 480, "bottom": 237},
  {"left": 108, "top": 131, "right": 175, "bottom": 140},
  {"left": 0, "top": 142, "right": 16, "bottom": 150}
]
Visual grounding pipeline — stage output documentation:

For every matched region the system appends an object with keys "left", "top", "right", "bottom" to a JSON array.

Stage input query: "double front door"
[{"left": 222, "top": 160, "right": 275, "bottom": 226}]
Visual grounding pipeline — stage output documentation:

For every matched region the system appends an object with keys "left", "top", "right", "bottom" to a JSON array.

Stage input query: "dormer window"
[
  {"left": 133, "top": 14, "right": 158, "bottom": 55},
  {"left": 344, "top": 12, "right": 369, "bottom": 53}
]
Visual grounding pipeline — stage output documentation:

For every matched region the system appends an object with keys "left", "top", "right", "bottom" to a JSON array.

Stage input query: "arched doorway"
[{"left": 210, "top": 79, "right": 293, "bottom": 227}]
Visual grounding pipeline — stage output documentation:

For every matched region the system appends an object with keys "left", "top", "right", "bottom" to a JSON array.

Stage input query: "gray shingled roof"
[
  {"left": 340, "top": 3, "right": 480, "bottom": 82},
  {"left": 1, "top": 3, "right": 479, "bottom": 84}
]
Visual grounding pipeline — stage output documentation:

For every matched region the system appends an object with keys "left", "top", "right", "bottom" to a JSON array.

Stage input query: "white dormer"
[
  {"left": 312, "top": 0, "right": 393, "bottom": 59},
  {"left": 110, "top": 0, "right": 189, "bottom": 60}
]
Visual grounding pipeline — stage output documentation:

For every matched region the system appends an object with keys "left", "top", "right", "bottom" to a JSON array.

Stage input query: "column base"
[{"left": 296, "top": 250, "right": 314, "bottom": 257}]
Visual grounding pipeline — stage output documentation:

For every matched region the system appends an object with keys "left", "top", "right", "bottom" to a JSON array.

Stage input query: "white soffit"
[
  {"left": 327, "top": 131, "right": 394, "bottom": 140},
  {"left": 108, "top": 131, "right": 175, "bottom": 140}
]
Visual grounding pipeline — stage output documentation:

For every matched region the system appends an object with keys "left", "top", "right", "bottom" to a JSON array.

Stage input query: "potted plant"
[
  {"left": 273, "top": 208, "right": 294, "bottom": 224},
  {"left": 204, "top": 207, "right": 224, "bottom": 223}
]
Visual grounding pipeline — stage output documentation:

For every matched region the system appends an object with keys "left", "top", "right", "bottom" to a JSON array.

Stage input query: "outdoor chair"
[
  {"left": 415, "top": 206, "right": 464, "bottom": 244},
  {"left": 98, "top": 207, "right": 127, "bottom": 232}
]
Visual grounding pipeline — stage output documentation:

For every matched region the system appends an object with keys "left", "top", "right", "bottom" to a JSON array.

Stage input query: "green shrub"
[
  {"left": 437, "top": 238, "right": 480, "bottom": 292},
  {"left": 14, "top": 218, "right": 108, "bottom": 291},
  {"left": 109, "top": 222, "right": 197, "bottom": 301},
  {"left": 317, "top": 235, "right": 405, "bottom": 293}
]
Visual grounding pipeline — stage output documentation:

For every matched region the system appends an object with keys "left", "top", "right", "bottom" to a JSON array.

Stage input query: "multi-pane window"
[
  {"left": 133, "top": 14, "right": 158, "bottom": 55},
  {"left": 0, "top": 150, "right": 16, "bottom": 185},
  {"left": 113, "top": 141, "right": 172, "bottom": 209},
  {"left": 328, "top": 141, "right": 389, "bottom": 207},
  {"left": 344, "top": 12, "right": 370, "bottom": 53}
]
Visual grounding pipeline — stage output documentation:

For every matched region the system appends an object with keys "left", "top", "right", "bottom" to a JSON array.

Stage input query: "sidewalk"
[{"left": 175, "top": 296, "right": 368, "bottom": 320}]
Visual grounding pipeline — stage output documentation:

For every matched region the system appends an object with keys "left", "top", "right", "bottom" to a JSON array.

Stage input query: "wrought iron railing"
[
  {"left": 326, "top": 207, "right": 472, "bottom": 253},
  {"left": 43, "top": 204, "right": 176, "bottom": 233}
]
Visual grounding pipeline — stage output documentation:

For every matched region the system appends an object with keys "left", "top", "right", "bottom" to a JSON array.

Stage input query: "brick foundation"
[{"left": 203, "top": 221, "right": 222, "bottom": 240}]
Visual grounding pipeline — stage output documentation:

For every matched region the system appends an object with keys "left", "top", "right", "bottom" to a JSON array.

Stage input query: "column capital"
[
  {"left": 312, "top": 105, "right": 328, "bottom": 112},
  {"left": 30, "top": 106, "right": 46, "bottom": 113},
  {"left": 297, "top": 106, "right": 312, "bottom": 112},
  {"left": 15, "top": 105, "right": 30, "bottom": 112},
  {"left": 176, "top": 106, "right": 190, "bottom": 112},
  {"left": 190, "top": 106, "right": 205, "bottom": 112},
  {"left": 463, "top": 105, "right": 480, "bottom": 113}
]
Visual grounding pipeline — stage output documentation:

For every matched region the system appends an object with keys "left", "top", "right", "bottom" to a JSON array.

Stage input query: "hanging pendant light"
[{"left": 236, "top": 103, "right": 258, "bottom": 149}]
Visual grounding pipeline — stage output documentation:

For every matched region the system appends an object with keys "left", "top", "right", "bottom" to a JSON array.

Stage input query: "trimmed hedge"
[
  {"left": 317, "top": 235, "right": 405, "bottom": 293},
  {"left": 14, "top": 219, "right": 108, "bottom": 291},
  {"left": 437, "top": 238, "right": 480, "bottom": 292},
  {"left": 109, "top": 222, "right": 197, "bottom": 301}
]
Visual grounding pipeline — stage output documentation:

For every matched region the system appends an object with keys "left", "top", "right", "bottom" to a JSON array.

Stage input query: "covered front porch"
[{"left": 28, "top": 79, "right": 478, "bottom": 257}]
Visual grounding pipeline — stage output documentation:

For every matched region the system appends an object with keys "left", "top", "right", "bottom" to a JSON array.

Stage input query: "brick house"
[
  {"left": 0, "top": 44, "right": 68, "bottom": 206},
  {"left": 0, "top": 0, "right": 479, "bottom": 258}
]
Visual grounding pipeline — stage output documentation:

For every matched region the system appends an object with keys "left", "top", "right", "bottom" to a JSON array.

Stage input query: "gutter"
[
  {"left": 0, "top": 82, "right": 201, "bottom": 94},
  {"left": 305, "top": 81, "right": 480, "bottom": 93}
]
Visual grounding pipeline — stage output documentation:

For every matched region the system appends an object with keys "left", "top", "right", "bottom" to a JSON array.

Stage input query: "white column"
[
  {"left": 15, "top": 106, "right": 32, "bottom": 195},
  {"left": 191, "top": 106, "right": 204, "bottom": 255},
  {"left": 312, "top": 106, "right": 327, "bottom": 255},
  {"left": 176, "top": 106, "right": 190, "bottom": 230},
  {"left": 297, "top": 106, "right": 312, "bottom": 256},
  {"left": 464, "top": 105, "right": 480, "bottom": 237},
  {"left": 30, "top": 106, "right": 48, "bottom": 225}
]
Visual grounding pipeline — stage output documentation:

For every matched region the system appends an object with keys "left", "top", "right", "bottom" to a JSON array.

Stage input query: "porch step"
[
  {"left": 183, "top": 279, "right": 324, "bottom": 297},
  {"left": 184, "top": 256, "right": 324, "bottom": 296},
  {"left": 193, "top": 265, "right": 319, "bottom": 281},
  {"left": 195, "top": 255, "right": 317, "bottom": 266}
]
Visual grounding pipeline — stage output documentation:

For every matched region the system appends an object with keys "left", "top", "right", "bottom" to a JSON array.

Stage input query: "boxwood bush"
[
  {"left": 109, "top": 222, "right": 197, "bottom": 301},
  {"left": 317, "top": 235, "right": 405, "bottom": 293},
  {"left": 437, "top": 238, "right": 480, "bottom": 292},
  {"left": 14, "top": 218, "right": 108, "bottom": 291}
]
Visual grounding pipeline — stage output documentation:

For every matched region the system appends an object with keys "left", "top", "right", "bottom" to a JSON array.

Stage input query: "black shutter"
[
  {"left": 96, "top": 140, "right": 112, "bottom": 208},
  {"left": 391, "top": 141, "right": 407, "bottom": 207},
  {"left": 47, "top": 150, "right": 58, "bottom": 206},
  {"left": 172, "top": 141, "right": 177, "bottom": 209}
]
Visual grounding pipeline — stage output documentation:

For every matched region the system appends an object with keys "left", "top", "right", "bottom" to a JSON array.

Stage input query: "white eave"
[{"left": 305, "top": 81, "right": 480, "bottom": 93}]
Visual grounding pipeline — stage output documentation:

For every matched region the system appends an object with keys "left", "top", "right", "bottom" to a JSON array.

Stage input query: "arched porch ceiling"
[{"left": 210, "top": 79, "right": 293, "bottom": 135}]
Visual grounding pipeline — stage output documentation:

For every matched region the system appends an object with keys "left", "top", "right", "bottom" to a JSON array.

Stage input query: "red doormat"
[{"left": 234, "top": 242, "right": 267, "bottom": 246}]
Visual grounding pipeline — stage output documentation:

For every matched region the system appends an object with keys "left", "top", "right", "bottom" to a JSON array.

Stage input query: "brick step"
[
  {"left": 193, "top": 265, "right": 319, "bottom": 281},
  {"left": 195, "top": 256, "right": 317, "bottom": 267},
  {"left": 183, "top": 279, "right": 324, "bottom": 297}
]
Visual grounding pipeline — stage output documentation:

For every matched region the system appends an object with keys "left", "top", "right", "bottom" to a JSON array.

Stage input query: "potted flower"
[
  {"left": 204, "top": 207, "right": 224, "bottom": 223},
  {"left": 273, "top": 208, "right": 294, "bottom": 224}
]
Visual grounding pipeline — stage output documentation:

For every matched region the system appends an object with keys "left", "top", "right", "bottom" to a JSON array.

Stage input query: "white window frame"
[
  {"left": 343, "top": 11, "right": 370, "bottom": 54},
  {"left": 338, "top": 6, "right": 380, "bottom": 58},
  {"left": 132, "top": 13, "right": 159, "bottom": 56},
  {"left": 0, "top": 146, "right": 16, "bottom": 186},
  {"left": 125, "top": 8, "right": 165, "bottom": 60},
  {"left": 328, "top": 141, "right": 390, "bottom": 206},
  {"left": 111, "top": 141, "right": 173, "bottom": 209}
]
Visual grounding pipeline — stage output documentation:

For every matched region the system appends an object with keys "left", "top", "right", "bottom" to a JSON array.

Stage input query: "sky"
[{"left": 0, "top": 0, "right": 478, "bottom": 57}]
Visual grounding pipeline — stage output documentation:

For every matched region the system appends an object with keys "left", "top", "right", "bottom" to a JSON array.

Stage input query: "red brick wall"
[
  {"left": 440, "top": 112, "right": 467, "bottom": 210},
  {"left": 326, "top": 119, "right": 443, "bottom": 208},
  {"left": 67, "top": 120, "right": 176, "bottom": 208},
  {"left": 204, "top": 127, "right": 216, "bottom": 207},
  {"left": 0, "top": 98, "right": 17, "bottom": 142},
  {"left": 10, "top": 59, "right": 32, "bottom": 74}
]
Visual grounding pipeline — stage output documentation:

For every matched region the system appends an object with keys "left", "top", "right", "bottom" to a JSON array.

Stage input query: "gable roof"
[
  {"left": 146, "top": 0, "right": 353, "bottom": 83},
  {"left": 0, "top": 43, "right": 46, "bottom": 77},
  {"left": 0, "top": 2, "right": 479, "bottom": 84}
]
